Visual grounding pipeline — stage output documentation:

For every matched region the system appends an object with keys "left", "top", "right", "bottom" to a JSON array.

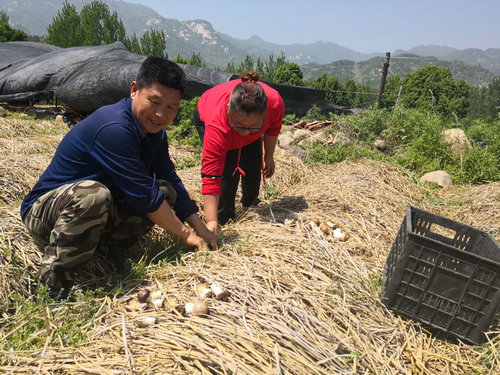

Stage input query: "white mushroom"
[
  {"left": 136, "top": 316, "right": 157, "bottom": 327},
  {"left": 333, "top": 228, "right": 349, "bottom": 242},
  {"left": 185, "top": 300, "right": 209, "bottom": 316},
  {"left": 210, "top": 283, "right": 229, "bottom": 301},
  {"left": 196, "top": 283, "right": 213, "bottom": 298}
]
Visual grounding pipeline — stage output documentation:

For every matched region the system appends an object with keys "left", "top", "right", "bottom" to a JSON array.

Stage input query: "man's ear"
[{"left": 130, "top": 81, "right": 139, "bottom": 97}]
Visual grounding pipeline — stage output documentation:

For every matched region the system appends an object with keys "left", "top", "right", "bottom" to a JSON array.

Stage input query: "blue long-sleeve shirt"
[{"left": 21, "top": 98, "right": 198, "bottom": 221}]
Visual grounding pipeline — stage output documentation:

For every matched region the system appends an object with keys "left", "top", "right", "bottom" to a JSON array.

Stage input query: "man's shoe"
[{"left": 38, "top": 268, "right": 74, "bottom": 300}]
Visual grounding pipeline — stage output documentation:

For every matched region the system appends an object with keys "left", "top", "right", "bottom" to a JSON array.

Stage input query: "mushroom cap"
[
  {"left": 319, "top": 223, "right": 331, "bottom": 235},
  {"left": 137, "top": 288, "right": 151, "bottom": 303},
  {"left": 192, "top": 300, "right": 209, "bottom": 315}
]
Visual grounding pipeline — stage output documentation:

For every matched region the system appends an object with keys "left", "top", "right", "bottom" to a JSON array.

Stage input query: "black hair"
[
  {"left": 229, "top": 71, "right": 267, "bottom": 114},
  {"left": 136, "top": 56, "right": 186, "bottom": 94}
]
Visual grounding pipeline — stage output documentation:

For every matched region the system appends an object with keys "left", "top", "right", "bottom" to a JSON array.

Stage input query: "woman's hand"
[
  {"left": 206, "top": 220, "right": 219, "bottom": 234},
  {"left": 264, "top": 155, "right": 275, "bottom": 178}
]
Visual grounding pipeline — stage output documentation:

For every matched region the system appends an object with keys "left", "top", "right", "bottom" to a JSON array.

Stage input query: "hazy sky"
[{"left": 125, "top": 0, "right": 499, "bottom": 53}]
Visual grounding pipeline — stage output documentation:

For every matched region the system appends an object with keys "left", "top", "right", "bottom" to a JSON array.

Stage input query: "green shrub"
[
  {"left": 307, "top": 142, "right": 386, "bottom": 164},
  {"left": 454, "top": 145, "right": 500, "bottom": 184}
]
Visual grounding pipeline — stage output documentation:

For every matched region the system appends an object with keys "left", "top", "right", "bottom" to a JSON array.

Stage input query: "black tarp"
[{"left": 0, "top": 41, "right": 345, "bottom": 116}]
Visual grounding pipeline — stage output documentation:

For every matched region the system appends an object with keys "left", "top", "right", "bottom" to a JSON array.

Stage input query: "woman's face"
[{"left": 228, "top": 110, "right": 266, "bottom": 136}]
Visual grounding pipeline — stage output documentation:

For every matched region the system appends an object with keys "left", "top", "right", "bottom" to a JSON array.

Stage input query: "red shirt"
[{"left": 197, "top": 79, "right": 284, "bottom": 195}]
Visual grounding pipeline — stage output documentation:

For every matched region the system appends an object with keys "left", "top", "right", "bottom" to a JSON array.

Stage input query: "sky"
[{"left": 125, "top": 0, "right": 499, "bottom": 53}]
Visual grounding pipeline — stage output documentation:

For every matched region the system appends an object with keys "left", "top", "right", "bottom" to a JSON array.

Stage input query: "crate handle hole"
[{"left": 429, "top": 223, "right": 457, "bottom": 240}]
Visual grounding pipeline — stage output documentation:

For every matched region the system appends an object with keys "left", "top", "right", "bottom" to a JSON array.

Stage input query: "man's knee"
[
  {"left": 72, "top": 180, "right": 112, "bottom": 218},
  {"left": 157, "top": 180, "right": 177, "bottom": 207}
]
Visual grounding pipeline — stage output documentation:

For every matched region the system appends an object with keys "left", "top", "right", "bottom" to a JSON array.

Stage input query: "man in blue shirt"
[{"left": 21, "top": 57, "right": 217, "bottom": 298}]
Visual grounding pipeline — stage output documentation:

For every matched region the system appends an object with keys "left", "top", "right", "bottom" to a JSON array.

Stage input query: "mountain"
[
  {"left": 0, "top": 0, "right": 381, "bottom": 66},
  {"left": 2, "top": 0, "right": 499, "bottom": 78},
  {"left": 218, "top": 34, "right": 381, "bottom": 64},
  {"left": 301, "top": 54, "right": 495, "bottom": 87},
  {"left": 395, "top": 46, "right": 500, "bottom": 76}
]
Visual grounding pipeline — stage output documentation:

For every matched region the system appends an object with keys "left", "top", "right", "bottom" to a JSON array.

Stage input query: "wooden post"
[
  {"left": 376, "top": 52, "right": 391, "bottom": 107},
  {"left": 394, "top": 84, "right": 403, "bottom": 109}
]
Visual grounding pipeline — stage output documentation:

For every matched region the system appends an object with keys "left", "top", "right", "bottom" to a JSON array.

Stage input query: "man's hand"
[
  {"left": 184, "top": 231, "right": 209, "bottom": 251},
  {"left": 264, "top": 155, "right": 276, "bottom": 178},
  {"left": 185, "top": 214, "right": 218, "bottom": 250},
  {"left": 196, "top": 226, "right": 218, "bottom": 250}
]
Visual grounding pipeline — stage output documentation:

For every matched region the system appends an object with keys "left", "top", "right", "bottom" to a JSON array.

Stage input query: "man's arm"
[{"left": 147, "top": 201, "right": 207, "bottom": 250}]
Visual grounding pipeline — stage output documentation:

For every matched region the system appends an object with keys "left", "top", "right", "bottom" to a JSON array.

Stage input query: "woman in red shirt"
[{"left": 195, "top": 71, "right": 285, "bottom": 231}]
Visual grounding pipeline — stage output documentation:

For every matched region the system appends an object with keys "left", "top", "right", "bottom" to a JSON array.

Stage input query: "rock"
[
  {"left": 55, "top": 114, "right": 65, "bottom": 124},
  {"left": 278, "top": 132, "right": 294, "bottom": 149},
  {"left": 443, "top": 128, "right": 471, "bottom": 154},
  {"left": 0, "top": 106, "right": 8, "bottom": 117},
  {"left": 291, "top": 145, "right": 307, "bottom": 160},
  {"left": 374, "top": 139, "right": 387, "bottom": 151},
  {"left": 292, "top": 129, "right": 311, "bottom": 143},
  {"left": 420, "top": 170, "right": 452, "bottom": 187},
  {"left": 299, "top": 130, "right": 329, "bottom": 147}
]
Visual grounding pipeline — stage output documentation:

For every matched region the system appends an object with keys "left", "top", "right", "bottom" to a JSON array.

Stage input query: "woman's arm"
[{"left": 263, "top": 134, "right": 278, "bottom": 178}]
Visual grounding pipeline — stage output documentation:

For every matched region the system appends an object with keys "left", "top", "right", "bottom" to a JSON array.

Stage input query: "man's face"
[{"left": 130, "top": 81, "right": 181, "bottom": 134}]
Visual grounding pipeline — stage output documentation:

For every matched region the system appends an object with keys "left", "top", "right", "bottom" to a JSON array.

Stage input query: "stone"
[
  {"left": 55, "top": 114, "right": 65, "bottom": 124},
  {"left": 420, "top": 170, "right": 452, "bottom": 188},
  {"left": 292, "top": 129, "right": 310, "bottom": 143},
  {"left": 278, "top": 132, "right": 294, "bottom": 149},
  {"left": 374, "top": 139, "right": 387, "bottom": 151},
  {"left": 299, "top": 130, "right": 329, "bottom": 147},
  {"left": 0, "top": 105, "right": 8, "bottom": 117},
  {"left": 291, "top": 145, "right": 307, "bottom": 160},
  {"left": 443, "top": 128, "right": 471, "bottom": 154}
]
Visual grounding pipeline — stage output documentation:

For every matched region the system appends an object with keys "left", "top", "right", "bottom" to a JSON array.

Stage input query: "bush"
[{"left": 307, "top": 142, "right": 385, "bottom": 164}]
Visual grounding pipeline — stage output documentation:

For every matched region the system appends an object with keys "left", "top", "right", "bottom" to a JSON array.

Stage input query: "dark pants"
[{"left": 194, "top": 108, "right": 262, "bottom": 224}]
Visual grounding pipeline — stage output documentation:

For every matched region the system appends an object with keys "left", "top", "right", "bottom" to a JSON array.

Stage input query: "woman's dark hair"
[
  {"left": 229, "top": 71, "right": 267, "bottom": 114},
  {"left": 136, "top": 56, "right": 186, "bottom": 94}
]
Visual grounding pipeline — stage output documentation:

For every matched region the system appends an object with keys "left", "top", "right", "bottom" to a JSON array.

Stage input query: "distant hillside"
[
  {"left": 395, "top": 46, "right": 500, "bottom": 76},
  {"left": 0, "top": 0, "right": 382, "bottom": 67},
  {"left": 218, "top": 34, "right": 382, "bottom": 64},
  {"left": 302, "top": 54, "right": 495, "bottom": 87}
]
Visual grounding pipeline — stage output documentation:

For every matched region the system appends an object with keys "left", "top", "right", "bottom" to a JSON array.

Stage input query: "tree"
[
  {"left": 0, "top": 10, "right": 27, "bottom": 42},
  {"left": 274, "top": 63, "right": 304, "bottom": 86},
  {"left": 312, "top": 73, "right": 345, "bottom": 104},
  {"left": 187, "top": 52, "right": 206, "bottom": 68},
  {"left": 80, "top": 1, "right": 125, "bottom": 46},
  {"left": 46, "top": 1, "right": 81, "bottom": 47},
  {"left": 468, "top": 77, "right": 500, "bottom": 120},
  {"left": 138, "top": 28, "right": 167, "bottom": 58},
  {"left": 399, "top": 65, "right": 470, "bottom": 117},
  {"left": 238, "top": 55, "right": 255, "bottom": 73}
]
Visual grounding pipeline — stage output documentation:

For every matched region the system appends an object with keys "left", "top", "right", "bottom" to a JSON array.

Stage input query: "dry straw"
[{"left": 0, "top": 115, "right": 498, "bottom": 374}]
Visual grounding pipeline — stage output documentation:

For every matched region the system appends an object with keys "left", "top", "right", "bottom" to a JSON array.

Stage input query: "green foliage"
[
  {"left": 307, "top": 142, "right": 385, "bottom": 164},
  {"left": 311, "top": 73, "right": 375, "bottom": 107},
  {"left": 304, "top": 107, "right": 499, "bottom": 185},
  {"left": 46, "top": 0, "right": 126, "bottom": 48},
  {"left": 397, "top": 66, "right": 470, "bottom": 117},
  {"left": 1, "top": 288, "right": 103, "bottom": 351},
  {"left": 138, "top": 28, "right": 167, "bottom": 58},
  {"left": 0, "top": 10, "right": 27, "bottom": 42},
  {"left": 172, "top": 52, "right": 207, "bottom": 67},
  {"left": 468, "top": 77, "right": 500, "bottom": 120},
  {"left": 167, "top": 97, "right": 202, "bottom": 150},
  {"left": 273, "top": 63, "right": 304, "bottom": 86},
  {"left": 380, "top": 75, "right": 403, "bottom": 108}
]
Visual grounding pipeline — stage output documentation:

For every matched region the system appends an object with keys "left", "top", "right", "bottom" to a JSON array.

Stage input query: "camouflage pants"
[{"left": 22, "top": 179, "right": 177, "bottom": 279}]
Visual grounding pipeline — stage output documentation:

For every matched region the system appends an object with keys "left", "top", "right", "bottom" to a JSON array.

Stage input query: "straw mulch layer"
[{"left": 0, "top": 115, "right": 499, "bottom": 374}]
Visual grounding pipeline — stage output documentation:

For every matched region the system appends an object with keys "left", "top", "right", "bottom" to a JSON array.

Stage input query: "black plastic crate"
[{"left": 382, "top": 206, "right": 500, "bottom": 345}]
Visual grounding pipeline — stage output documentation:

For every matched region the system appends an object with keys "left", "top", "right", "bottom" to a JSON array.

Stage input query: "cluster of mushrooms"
[
  {"left": 305, "top": 218, "right": 349, "bottom": 241},
  {"left": 126, "top": 281, "right": 229, "bottom": 327}
]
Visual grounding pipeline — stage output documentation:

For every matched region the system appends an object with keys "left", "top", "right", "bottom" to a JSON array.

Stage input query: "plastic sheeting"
[{"left": 0, "top": 41, "right": 343, "bottom": 116}]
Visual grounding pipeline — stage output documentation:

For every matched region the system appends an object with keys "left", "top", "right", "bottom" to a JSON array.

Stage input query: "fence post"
[{"left": 376, "top": 52, "right": 391, "bottom": 107}]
